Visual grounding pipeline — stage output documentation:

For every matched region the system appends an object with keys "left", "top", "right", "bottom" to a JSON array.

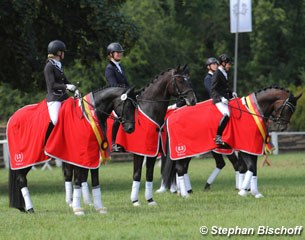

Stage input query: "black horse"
[
  {"left": 8, "top": 86, "right": 137, "bottom": 215},
  {"left": 118, "top": 65, "right": 196, "bottom": 206},
  {"left": 162, "top": 86, "right": 302, "bottom": 198}
]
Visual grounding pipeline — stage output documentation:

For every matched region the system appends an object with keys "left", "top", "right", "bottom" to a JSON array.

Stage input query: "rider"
[
  {"left": 105, "top": 42, "right": 130, "bottom": 152},
  {"left": 203, "top": 57, "right": 219, "bottom": 98},
  {"left": 211, "top": 53, "right": 237, "bottom": 146},
  {"left": 44, "top": 40, "right": 77, "bottom": 142}
]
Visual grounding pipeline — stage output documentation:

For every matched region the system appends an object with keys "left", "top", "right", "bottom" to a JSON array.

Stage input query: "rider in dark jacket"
[
  {"left": 211, "top": 54, "right": 237, "bottom": 146},
  {"left": 203, "top": 57, "right": 219, "bottom": 98},
  {"left": 105, "top": 42, "right": 130, "bottom": 152}
]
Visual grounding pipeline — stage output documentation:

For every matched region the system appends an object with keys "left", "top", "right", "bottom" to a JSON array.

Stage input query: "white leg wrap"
[
  {"left": 178, "top": 176, "right": 189, "bottom": 197},
  {"left": 65, "top": 181, "right": 73, "bottom": 205},
  {"left": 250, "top": 176, "right": 264, "bottom": 198},
  {"left": 238, "top": 171, "right": 253, "bottom": 197},
  {"left": 130, "top": 181, "right": 140, "bottom": 203},
  {"left": 156, "top": 179, "right": 167, "bottom": 193},
  {"left": 207, "top": 168, "right": 221, "bottom": 185},
  {"left": 145, "top": 181, "right": 153, "bottom": 200},
  {"left": 235, "top": 171, "right": 240, "bottom": 189},
  {"left": 92, "top": 187, "right": 107, "bottom": 214},
  {"left": 72, "top": 186, "right": 82, "bottom": 210},
  {"left": 184, "top": 173, "right": 192, "bottom": 192},
  {"left": 21, "top": 187, "right": 33, "bottom": 211},
  {"left": 81, "top": 182, "right": 92, "bottom": 205},
  {"left": 170, "top": 180, "right": 177, "bottom": 193},
  {"left": 238, "top": 173, "right": 245, "bottom": 190}
]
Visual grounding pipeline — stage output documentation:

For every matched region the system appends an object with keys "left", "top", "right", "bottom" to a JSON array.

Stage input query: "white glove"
[
  {"left": 232, "top": 92, "right": 238, "bottom": 98},
  {"left": 221, "top": 97, "right": 228, "bottom": 104},
  {"left": 168, "top": 104, "right": 177, "bottom": 110},
  {"left": 74, "top": 89, "right": 80, "bottom": 98},
  {"left": 66, "top": 84, "right": 77, "bottom": 92}
]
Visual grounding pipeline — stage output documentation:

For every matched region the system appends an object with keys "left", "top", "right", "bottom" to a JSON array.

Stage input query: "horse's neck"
[{"left": 139, "top": 78, "right": 171, "bottom": 125}]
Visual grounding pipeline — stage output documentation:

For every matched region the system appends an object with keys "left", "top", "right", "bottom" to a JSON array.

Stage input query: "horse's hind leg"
[
  {"left": 183, "top": 158, "right": 192, "bottom": 193},
  {"left": 9, "top": 167, "right": 34, "bottom": 213},
  {"left": 131, "top": 155, "right": 144, "bottom": 206},
  {"left": 204, "top": 152, "right": 225, "bottom": 191},
  {"left": 145, "top": 157, "right": 157, "bottom": 205},
  {"left": 227, "top": 152, "right": 240, "bottom": 190},
  {"left": 176, "top": 159, "right": 189, "bottom": 197},
  {"left": 90, "top": 168, "right": 107, "bottom": 214},
  {"left": 62, "top": 162, "right": 73, "bottom": 206},
  {"left": 156, "top": 153, "right": 167, "bottom": 193},
  {"left": 81, "top": 169, "right": 92, "bottom": 206}
]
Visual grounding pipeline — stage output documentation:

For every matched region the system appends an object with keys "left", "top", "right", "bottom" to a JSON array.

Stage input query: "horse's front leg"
[
  {"left": 131, "top": 154, "right": 144, "bottom": 206},
  {"left": 72, "top": 166, "right": 86, "bottom": 215},
  {"left": 90, "top": 168, "right": 107, "bottom": 214},
  {"left": 238, "top": 153, "right": 262, "bottom": 198},
  {"left": 145, "top": 156, "right": 157, "bottom": 205},
  {"left": 205, "top": 152, "right": 226, "bottom": 191},
  {"left": 183, "top": 158, "right": 192, "bottom": 193},
  {"left": 175, "top": 159, "right": 189, "bottom": 197}
]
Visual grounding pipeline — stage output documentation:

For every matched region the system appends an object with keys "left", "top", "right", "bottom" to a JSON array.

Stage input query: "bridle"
[
  {"left": 270, "top": 95, "right": 296, "bottom": 126},
  {"left": 172, "top": 72, "right": 195, "bottom": 102},
  {"left": 114, "top": 94, "right": 137, "bottom": 124}
]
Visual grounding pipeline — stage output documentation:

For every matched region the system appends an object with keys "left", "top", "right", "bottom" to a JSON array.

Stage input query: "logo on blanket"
[
  {"left": 175, "top": 144, "right": 186, "bottom": 155},
  {"left": 14, "top": 153, "right": 23, "bottom": 162}
]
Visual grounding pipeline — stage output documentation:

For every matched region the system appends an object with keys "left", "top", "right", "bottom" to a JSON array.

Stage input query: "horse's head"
[
  {"left": 170, "top": 65, "right": 197, "bottom": 106},
  {"left": 257, "top": 87, "right": 302, "bottom": 131},
  {"left": 112, "top": 87, "right": 137, "bottom": 133},
  {"left": 272, "top": 91, "right": 302, "bottom": 131}
]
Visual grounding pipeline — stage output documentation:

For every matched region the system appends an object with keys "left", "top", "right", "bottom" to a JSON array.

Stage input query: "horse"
[
  {"left": 8, "top": 86, "right": 137, "bottom": 215},
  {"left": 112, "top": 65, "right": 197, "bottom": 206},
  {"left": 161, "top": 86, "right": 302, "bottom": 198}
]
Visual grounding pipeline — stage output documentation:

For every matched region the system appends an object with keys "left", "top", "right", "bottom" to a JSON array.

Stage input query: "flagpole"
[{"left": 233, "top": 0, "right": 240, "bottom": 93}]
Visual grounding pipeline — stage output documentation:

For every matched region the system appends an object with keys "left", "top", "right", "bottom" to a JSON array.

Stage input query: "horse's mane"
[
  {"left": 92, "top": 85, "right": 128, "bottom": 94},
  {"left": 255, "top": 85, "right": 290, "bottom": 94}
]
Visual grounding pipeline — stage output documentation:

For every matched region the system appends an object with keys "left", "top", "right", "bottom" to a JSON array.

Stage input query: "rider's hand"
[
  {"left": 221, "top": 97, "right": 228, "bottom": 104},
  {"left": 74, "top": 89, "right": 80, "bottom": 98},
  {"left": 66, "top": 84, "right": 77, "bottom": 92},
  {"left": 232, "top": 92, "right": 238, "bottom": 98}
]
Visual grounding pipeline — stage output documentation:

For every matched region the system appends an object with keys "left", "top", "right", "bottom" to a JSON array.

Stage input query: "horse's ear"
[
  {"left": 182, "top": 64, "right": 188, "bottom": 71},
  {"left": 295, "top": 93, "right": 303, "bottom": 100},
  {"left": 125, "top": 86, "right": 135, "bottom": 96},
  {"left": 176, "top": 64, "right": 181, "bottom": 72}
]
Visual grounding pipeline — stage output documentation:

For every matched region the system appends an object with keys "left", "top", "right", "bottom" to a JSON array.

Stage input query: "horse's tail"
[
  {"left": 162, "top": 140, "right": 176, "bottom": 189},
  {"left": 9, "top": 168, "right": 25, "bottom": 210}
]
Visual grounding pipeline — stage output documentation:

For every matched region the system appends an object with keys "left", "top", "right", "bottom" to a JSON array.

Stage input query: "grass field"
[{"left": 0, "top": 153, "right": 304, "bottom": 240}]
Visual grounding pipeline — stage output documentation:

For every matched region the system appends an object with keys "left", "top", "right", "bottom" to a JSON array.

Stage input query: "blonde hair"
[{"left": 48, "top": 53, "right": 55, "bottom": 59}]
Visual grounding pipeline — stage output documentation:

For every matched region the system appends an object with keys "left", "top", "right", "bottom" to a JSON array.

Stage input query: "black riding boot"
[
  {"left": 215, "top": 115, "right": 229, "bottom": 146},
  {"left": 44, "top": 122, "right": 54, "bottom": 145}
]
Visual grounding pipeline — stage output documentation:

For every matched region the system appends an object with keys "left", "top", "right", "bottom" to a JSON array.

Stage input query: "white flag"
[{"left": 230, "top": 0, "right": 252, "bottom": 33}]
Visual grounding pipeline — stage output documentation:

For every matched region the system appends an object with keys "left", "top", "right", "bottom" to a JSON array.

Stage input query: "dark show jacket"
[
  {"left": 105, "top": 61, "right": 129, "bottom": 87},
  {"left": 211, "top": 68, "right": 233, "bottom": 104}
]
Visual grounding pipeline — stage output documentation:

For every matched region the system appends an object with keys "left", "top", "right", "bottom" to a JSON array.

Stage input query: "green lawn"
[{"left": 0, "top": 153, "right": 304, "bottom": 240}]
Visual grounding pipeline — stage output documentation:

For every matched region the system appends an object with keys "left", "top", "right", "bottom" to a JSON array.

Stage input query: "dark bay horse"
[
  {"left": 162, "top": 86, "right": 302, "bottom": 198},
  {"left": 8, "top": 86, "right": 137, "bottom": 215},
  {"left": 119, "top": 65, "right": 196, "bottom": 206}
]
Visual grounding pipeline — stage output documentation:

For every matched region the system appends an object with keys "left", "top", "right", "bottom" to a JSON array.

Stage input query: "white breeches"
[
  {"left": 215, "top": 102, "right": 230, "bottom": 117},
  {"left": 47, "top": 101, "right": 62, "bottom": 125}
]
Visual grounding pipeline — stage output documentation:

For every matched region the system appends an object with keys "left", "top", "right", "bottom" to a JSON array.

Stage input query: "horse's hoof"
[
  {"left": 132, "top": 200, "right": 140, "bottom": 207},
  {"left": 156, "top": 187, "right": 167, "bottom": 193},
  {"left": 238, "top": 189, "right": 248, "bottom": 197},
  {"left": 27, "top": 208, "right": 35, "bottom": 214},
  {"left": 147, "top": 199, "right": 157, "bottom": 206},
  {"left": 96, "top": 207, "right": 107, "bottom": 214},
  {"left": 252, "top": 192, "right": 264, "bottom": 198},
  {"left": 187, "top": 189, "right": 193, "bottom": 194},
  {"left": 73, "top": 208, "right": 85, "bottom": 216},
  {"left": 204, "top": 183, "right": 211, "bottom": 191},
  {"left": 18, "top": 207, "right": 26, "bottom": 213}
]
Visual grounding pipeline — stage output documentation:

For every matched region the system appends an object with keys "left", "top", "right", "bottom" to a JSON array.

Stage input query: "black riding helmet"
[
  {"left": 206, "top": 57, "right": 219, "bottom": 67},
  {"left": 219, "top": 54, "right": 233, "bottom": 65},
  {"left": 107, "top": 42, "right": 124, "bottom": 55},
  {"left": 48, "top": 40, "right": 66, "bottom": 55}
]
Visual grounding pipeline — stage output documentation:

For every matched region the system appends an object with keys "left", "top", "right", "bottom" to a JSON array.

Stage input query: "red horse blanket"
[
  {"left": 45, "top": 95, "right": 110, "bottom": 168},
  {"left": 7, "top": 101, "right": 50, "bottom": 169},
  {"left": 167, "top": 94, "right": 268, "bottom": 160},
  {"left": 8, "top": 96, "right": 109, "bottom": 170},
  {"left": 115, "top": 107, "right": 166, "bottom": 157}
]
